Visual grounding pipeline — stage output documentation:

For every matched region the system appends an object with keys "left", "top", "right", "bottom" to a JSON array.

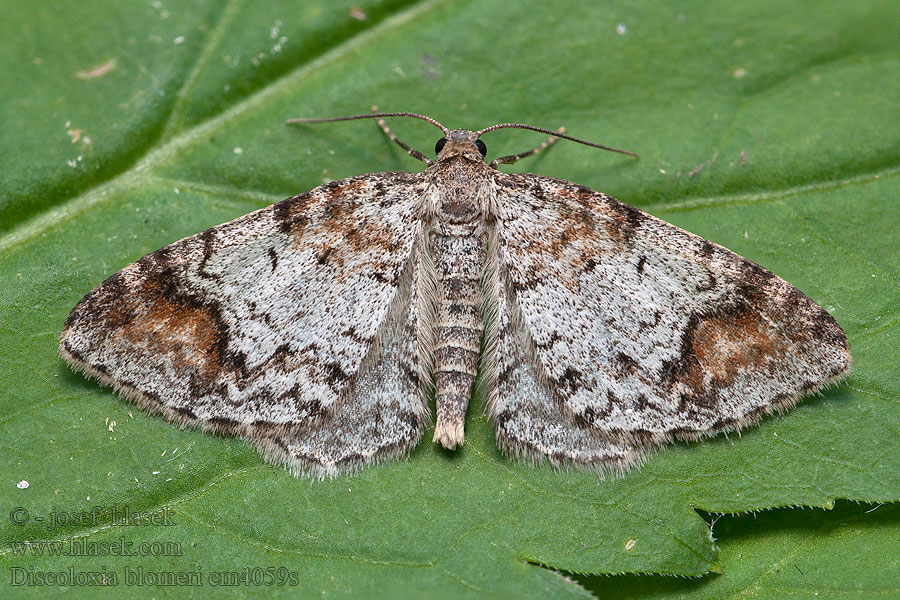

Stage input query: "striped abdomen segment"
[{"left": 431, "top": 231, "right": 485, "bottom": 449}]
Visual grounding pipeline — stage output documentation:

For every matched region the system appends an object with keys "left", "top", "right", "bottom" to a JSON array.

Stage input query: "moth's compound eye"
[
  {"left": 435, "top": 138, "right": 447, "bottom": 155},
  {"left": 475, "top": 139, "right": 487, "bottom": 157}
]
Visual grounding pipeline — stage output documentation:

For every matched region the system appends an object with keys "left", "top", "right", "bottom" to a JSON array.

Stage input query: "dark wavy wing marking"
[
  {"left": 487, "top": 173, "right": 851, "bottom": 473},
  {"left": 61, "top": 172, "right": 427, "bottom": 473}
]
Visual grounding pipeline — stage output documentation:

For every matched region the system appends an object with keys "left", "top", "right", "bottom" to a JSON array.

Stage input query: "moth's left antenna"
[
  {"left": 288, "top": 109, "right": 448, "bottom": 165},
  {"left": 287, "top": 111, "right": 450, "bottom": 135}
]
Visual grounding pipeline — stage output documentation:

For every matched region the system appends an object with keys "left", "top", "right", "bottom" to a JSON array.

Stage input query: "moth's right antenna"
[{"left": 476, "top": 122, "right": 638, "bottom": 158}]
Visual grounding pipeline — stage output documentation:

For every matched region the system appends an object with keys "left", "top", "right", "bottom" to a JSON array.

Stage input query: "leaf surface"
[{"left": 2, "top": 1, "right": 898, "bottom": 597}]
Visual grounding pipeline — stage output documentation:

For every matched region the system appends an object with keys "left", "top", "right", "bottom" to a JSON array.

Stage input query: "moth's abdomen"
[{"left": 431, "top": 232, "right": 485, "bottom": 449}]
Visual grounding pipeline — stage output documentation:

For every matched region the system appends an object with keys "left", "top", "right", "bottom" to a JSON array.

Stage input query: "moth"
[{"left": 60, "top": 111, "right": 851, "bottom": 478}]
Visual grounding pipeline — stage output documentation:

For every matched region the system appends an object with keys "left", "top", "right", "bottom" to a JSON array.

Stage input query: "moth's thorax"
[{"left": 427, "top": 156, "right": 493, "bottom": 236}]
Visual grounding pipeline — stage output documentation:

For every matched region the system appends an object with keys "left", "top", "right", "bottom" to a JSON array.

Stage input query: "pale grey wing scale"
[
  {"left": 60, "top": 172, "right": 429, "bottom": 476},
  {"left": 486, "top": 173, "right": 851, "bottom": 473},
  {"left": 483, "top": 291, "right": 638, "bottom": 468},
  {"left": 258, "top": 241, "right": 431, "bottom": 477}
]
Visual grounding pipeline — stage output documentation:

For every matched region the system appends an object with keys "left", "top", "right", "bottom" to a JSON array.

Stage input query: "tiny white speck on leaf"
[
  {"left": 233, "top": 147, "right": 243, "bottom": 155},
  {"left": 17, "top": 480, "right": 29, "bottom": 489},
  {"left": 733, "top": 68, "right": 747, "bottom": 78},
  {"left": 74, "top": 58, "right": 117, "bottom": 79},
  {"left": 616, "top": 23, "right": 627, "bottom": 35},
  {"left": 625, "top": 539, "right": 637, "bottom": 551},
  {"left": 174, "top": 36, "right": 185, "bottom": 45}
]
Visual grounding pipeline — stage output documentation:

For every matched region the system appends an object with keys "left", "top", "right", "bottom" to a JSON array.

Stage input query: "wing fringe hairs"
[{"left": 60, "top": 119, "right": 851, "bottom": 479}]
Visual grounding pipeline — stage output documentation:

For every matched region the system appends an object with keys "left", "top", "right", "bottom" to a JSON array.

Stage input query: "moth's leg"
[
  {"left": 489, "top": 127, "right": 563, "bottom": 168},
  {"left": 372, "top": 106, "right": 433, "bottom": 165}
]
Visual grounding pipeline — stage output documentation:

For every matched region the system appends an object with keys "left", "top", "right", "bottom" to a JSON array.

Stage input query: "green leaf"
[
  {"left": 1, "top": 1, "right": 898, "bottom": 598},
  {"left": 587, "top": 501, "right": 900, "bottom": 599}
]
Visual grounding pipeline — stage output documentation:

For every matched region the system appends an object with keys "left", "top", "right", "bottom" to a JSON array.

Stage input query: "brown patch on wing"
[
  {"left": 534, "top": 202, "right": 604, "bottom": 272},
  {"left": 317, "top": 179, "right": 368, "bottom": 234},
  {"left": 688, "top": 309, "right": 785, "bottom": 388},
  {"left": 315, "top": 176, "right": 420, "bottom": 283},
  {"left": 500, "top": 186, "right": 602, "bottom": 292},
  {"left": 117, "top": 277, "right": 223, "bottom": 379},
  {"left": 533, "top": 178, "right": 645, "bottom": 247},
  {"left": 274, "top": 179, "right": 371, "bottom": 248},
  {"left": 499, "top": 175, "right": 650, "bottom": 294},
  {"left": 272, "top": 174, "right": 420, "bottom": 283}
]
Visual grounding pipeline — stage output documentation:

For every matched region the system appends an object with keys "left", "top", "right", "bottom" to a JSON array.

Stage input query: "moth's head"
[{"left": 434, "top": 129, "right": 487, "bottom": 162}]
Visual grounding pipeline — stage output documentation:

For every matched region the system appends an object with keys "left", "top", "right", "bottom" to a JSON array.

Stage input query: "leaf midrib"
[{"left": 0, "top": 0, "right": 449, "bottom": 257}]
